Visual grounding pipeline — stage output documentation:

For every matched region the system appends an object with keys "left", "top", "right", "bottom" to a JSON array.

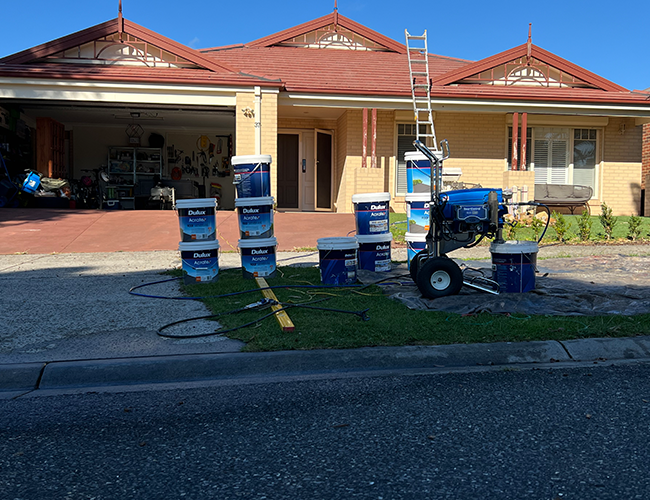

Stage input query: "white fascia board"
[
  {"left": 0, "top": 78, "right": 241, "bottom": 107},
  {"left": 280, "top": 92, "right": 650, "bottom": 118}
]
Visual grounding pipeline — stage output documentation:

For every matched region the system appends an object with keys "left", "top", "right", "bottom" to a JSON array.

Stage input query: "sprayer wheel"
[{"left": 416, "top": 257, "right": 463, "bottom": 299}]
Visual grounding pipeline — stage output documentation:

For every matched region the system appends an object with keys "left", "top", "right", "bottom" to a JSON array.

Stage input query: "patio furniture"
[{"left": 534, "top": 184, "right": 593, "bottom": 214}]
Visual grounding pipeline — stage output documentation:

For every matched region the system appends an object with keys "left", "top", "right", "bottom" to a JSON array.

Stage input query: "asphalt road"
[{"left": 2, "top": 362, "right": 650, "bottom": 499}]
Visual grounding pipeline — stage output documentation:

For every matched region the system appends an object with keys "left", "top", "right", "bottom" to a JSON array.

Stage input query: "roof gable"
[
  {"left": 0, "top": 17, "right": 237, "bottom": 73},
  {"left": 432, "top": 42, "right": 627, "bottom": 92},
  {"left": 245, "top": 11, "right": 406, "bottom": 53}
]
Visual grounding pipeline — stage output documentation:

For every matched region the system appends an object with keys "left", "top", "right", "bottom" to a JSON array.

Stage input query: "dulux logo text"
[
  {"left": 370, "top": 204, "right": 386, "bottom": 210},
  {"left": 243, "top": 207, "right": 261, "bottom": 214},
  {"left": 376, "top": 244, "right": 390, "bottom": 251},
  {"left": 188, "top": 209, "right": 207, "bottom": 216},
  {"left": 251, "top": 248, "right": 269, "bottom": 255},
  {"left": 193, "top": 252, "right": 212, "bottom": 258}
]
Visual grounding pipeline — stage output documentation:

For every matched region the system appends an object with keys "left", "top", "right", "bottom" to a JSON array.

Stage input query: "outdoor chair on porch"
[{"left": 534, "top": 184, "right": 593, "bottom": 214}]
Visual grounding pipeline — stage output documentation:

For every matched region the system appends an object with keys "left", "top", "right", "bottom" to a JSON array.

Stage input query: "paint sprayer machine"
[{"left": 409, "top": 139, "right": 534, "bottom": 299}]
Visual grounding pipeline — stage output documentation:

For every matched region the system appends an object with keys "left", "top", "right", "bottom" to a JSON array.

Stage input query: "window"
[
  {"left": 396, "top": 123, "right": 427, "bottom": 194},
  {"left": 573, "top": 129, "right": 597, "bottom": 190},
  {"left": 533, "top": 127, "right": 569, "bottom": 184}
]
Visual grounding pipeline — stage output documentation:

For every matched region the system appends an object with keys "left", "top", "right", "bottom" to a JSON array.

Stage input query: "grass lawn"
[
  {"left": 390, "top": 213, "right": 650, "bottom": 245},
  {"left": 181, "top": 266, "right": 650, "bottom": 352}
]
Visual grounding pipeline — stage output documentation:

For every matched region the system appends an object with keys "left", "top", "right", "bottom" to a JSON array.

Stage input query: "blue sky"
[{"left": 3, "top": 0, "right": 649, "bottom": 91}]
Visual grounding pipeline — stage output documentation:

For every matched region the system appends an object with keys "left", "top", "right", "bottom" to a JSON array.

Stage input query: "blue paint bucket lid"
[
  {"left": 490, "top": 240, "right": 538, "bottom": 255},
  {"left": 351, "top": 192, "right": 390, "bottom": 204},
  {"left": 175, "top": 198, "right": 218, "bottom": 209},
  {"left": 178, "top": 240, "right": 220, "bottom": 251},
  {"left": 355, "top": 233, "right": 393, "bottom": 244},
  {"left": 317, "top": 237, "right": 358, "bottom": 251},
  {"left": 235, "top": 196, "right": 274, "bottom": 207},
  {"left": 231, "top": 155, "right": 272, "bottom": 166},
  {"left": 238, "top": 237, "right": 277, "bottom": 249}
]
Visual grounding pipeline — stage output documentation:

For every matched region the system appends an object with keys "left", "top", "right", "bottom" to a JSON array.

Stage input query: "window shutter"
[
  {"left": 534, "top": 139, "right": 548, "bottom": 184},
  {"left": 396, "top": 134, "right": 415, "bottom": 194},
  {"left": 550, "top": 140, "right": 568, "bottom": 184}
]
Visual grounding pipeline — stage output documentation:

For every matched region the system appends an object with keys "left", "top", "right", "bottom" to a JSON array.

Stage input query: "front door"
[{"left": 277, "top": 129, "right": 333, "bottom": 211}]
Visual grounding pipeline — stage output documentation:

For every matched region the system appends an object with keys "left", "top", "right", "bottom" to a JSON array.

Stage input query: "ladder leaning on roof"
[{"left": 405, "top": 29, "right": 439, "bottom": 151}]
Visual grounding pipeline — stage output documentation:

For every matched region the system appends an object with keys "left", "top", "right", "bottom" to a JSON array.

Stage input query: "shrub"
[
  {"left": 599, "top": 202, "right": 617, "bottom": 240},
  {"left": 627, "top": 215, "right": 643, "bottom": 241},
  {"left": 506, "top": 222, "right": 518, "bottom": 240},
  {"left": 577, "top": 210, "right": 592, "bottom": 241},
  {"left": 551, "top": 211, "right": 570, "bottom": 242},
  {"left": 530, "top": 215, "right": 545, "bottom": 241}
]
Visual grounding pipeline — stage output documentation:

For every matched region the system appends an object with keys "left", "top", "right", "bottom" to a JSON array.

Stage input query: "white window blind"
[{"left": 533, "top": 127, "right": 569, "bottom": 184}]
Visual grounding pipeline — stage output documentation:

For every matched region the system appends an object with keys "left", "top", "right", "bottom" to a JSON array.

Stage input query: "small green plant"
[
  {"left": 627, "top": 214, "right": 643, "bottom": 241},
  {"left": 530, "top": 216, "right": 544, "bottom": 241},
  {"left": 577, "top": 209, "right": 593, "bottom": 241},
  {"left": 599, "top": 202, "right": 618, "bottom": 240},
  {"left": 551, "top": 211, "right": 570, "bottom": 242},
  {"left": 506, "top": 222, "right": 518, "bottom": 240}
]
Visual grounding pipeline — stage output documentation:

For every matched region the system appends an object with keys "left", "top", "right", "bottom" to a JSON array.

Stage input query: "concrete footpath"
[{"left": 2, "top": 243, "right": 650, "bottom": 397}]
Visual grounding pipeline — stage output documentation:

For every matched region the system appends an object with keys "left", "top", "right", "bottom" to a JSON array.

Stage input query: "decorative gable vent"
[{"left": 277, "top": 24, "right": 389, "bottom": 51}]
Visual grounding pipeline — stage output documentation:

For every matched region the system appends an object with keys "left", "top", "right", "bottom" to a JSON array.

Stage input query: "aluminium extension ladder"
[{"left": 405, "top": 29, "right": 439, "bottom": 151}]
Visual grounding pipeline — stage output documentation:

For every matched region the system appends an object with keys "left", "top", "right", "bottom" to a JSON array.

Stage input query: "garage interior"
[{"left": 0, "top": 102, "right": 236, "bottom": 210}]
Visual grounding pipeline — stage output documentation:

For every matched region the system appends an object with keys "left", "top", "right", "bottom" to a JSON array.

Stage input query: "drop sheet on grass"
[{"left": 359, "top": 255, "right": 650, "bottom": 316}]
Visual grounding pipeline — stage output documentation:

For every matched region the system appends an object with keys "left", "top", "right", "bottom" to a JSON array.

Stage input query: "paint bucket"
[
  {"left": 356, "top": 233, "right": 393, "bottom": 272},
  {"left": 178, "top": 240, "right": 220, "bottom": 284},
  {"left": 405, "top": 232, "right": 427, "bottom": 270},
  {"left": 176, "top": 198, "right": 217, "bottom": 242},
  {"left": 232, "top": 155, "right": 272, "bottom": 198},
  {"left": 235, "top": 196, "right": 274, "bottom": 239},
  {"left": 405, "top": 192, "right": 431, "bottom": 233},
  {"left": 238, "top": 237, "right": 277, "bottom": 279},
  {"left": 490, "top": 240, "right": 538, "bottom": 293},
  {"left": 351, "top": 192, "right": 390, "bottom": 235},
  {"left": 404, "top": 151, "right": 462, "bottom": 193},
  {"left": 317, "top": 237, "right": 359, "bottom": 285}
]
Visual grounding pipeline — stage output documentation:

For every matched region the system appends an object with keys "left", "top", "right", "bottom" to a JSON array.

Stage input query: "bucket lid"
[
  {"left": 178, "top": 240, "right": 220, "bottom": 251},
  {"left": 231, "top": 155, "right": 272, "bottom": 166},
  {"left": 404, "top": 150, "right": 443, "bottom": 162},
  {"left": 175, "top": 198, "right": 218, "bottom": 209},
  {"left": 235, "top": 196, "right": 275, "bottom": 207},
  {"left": 317, "top": 237, "right": 359, "bottom": 250},
  {"left": 356, "top": 233, "right": 393, "bottom": 244},
  {"left": 238, "top": 236, "right": 277, "bottom": 248},
  {"left": 405, "top": 192, "right": 432, "bottom": 202},
  {"left": 490, "top": 240, "right": 539, "bottom": 254},
  {"left": 404, "top": 232, "right": 428, "bottom": 242},
  {"left": 351, "top": 192, "right": 391, "bottom": 204}
]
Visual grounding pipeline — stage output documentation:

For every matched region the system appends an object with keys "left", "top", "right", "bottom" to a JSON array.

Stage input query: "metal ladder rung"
[{"left": 407, "top": 35, "right": 427, "bottom": 40}]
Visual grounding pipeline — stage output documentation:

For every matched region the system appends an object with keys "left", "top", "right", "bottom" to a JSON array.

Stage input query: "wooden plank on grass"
[{"left": 255, "top": 277, "right": 295, "bottom": 332}]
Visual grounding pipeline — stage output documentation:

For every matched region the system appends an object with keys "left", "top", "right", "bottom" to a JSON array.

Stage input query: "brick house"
[{"left": 1, "top": 9, "right": 649, "bottom": 214}]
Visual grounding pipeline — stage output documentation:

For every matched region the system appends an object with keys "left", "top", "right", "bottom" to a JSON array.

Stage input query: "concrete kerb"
[{"left": 3, "top": 336, "right": 650, "bottom": 396}]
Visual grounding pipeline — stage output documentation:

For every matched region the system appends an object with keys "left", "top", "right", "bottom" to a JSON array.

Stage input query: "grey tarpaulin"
[{"left": 359, "top": 254, "right": 650, "bottom": 316}]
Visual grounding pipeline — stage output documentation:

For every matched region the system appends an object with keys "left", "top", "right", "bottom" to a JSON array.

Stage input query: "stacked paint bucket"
[
  {"left": 177, "top": 198, "right": 220, "bottom": 284},
  {"left": 232, "top": 155, "right": 277, "bottom": 279},
  {"left": 317, "top": 192, "right": 393, "bottom": 285}
]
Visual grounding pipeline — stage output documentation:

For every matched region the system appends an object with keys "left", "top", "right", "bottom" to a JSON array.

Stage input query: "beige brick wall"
[
  {"left": 601, "top": 162, "right": 642, "bottom": 215},
  {"left": 600, "top": 118, "right": 643, "bottom": 215},
  {"left": 503, "top": 170, "right": 535, "bottom": 203}
]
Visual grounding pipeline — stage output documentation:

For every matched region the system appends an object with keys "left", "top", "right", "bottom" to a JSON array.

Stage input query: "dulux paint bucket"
[
  {"left": 238, "top": 237, "right": 277, "bottom": 279},
  {"left": 404, "top": 151, "right": 462, "bottom": 193},
  {"left": 405, "top": 192, "right": 431, "bottom": 233},
  {"left": 178, "top": 240, "right": 220, "bottom": 284},
  {"left": 490, "top": 240, "right": 538, "bottom": 293},
  {"left": 405, "top": 232, "right": 427, "bottom": 270},
  {"left": 356, "top": 233, "right": 393, "bottom": 272},
  {"left": 232, "top": 155, "right": 272, "bottom": 198},
  {"left": 176, "top": 198, "right": 217, "bottom": 242},
  {"left": 317, "top": 237, "right": 359, "bottom": 285},
  {"left": 351, "top": 192, "right": 390, "bottom": 235},
  {"left": 235, "top": 196, "right": 274, "bottom": 239}
]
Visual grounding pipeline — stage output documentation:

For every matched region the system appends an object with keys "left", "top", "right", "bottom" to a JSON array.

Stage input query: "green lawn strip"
[
  {"left": 182, "top": 266, "right": 650, "bottom": 352},
  {"left": 389, "top": 213, "right": 650, "bottom": 245}
]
